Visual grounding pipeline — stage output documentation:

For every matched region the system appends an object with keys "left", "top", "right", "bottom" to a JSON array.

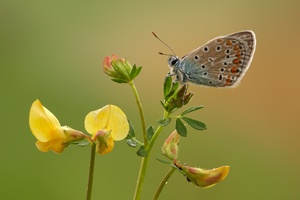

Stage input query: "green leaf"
[
  {"left": 126, "top": 139, "right": 138, "bottom": 147},
  {"left": 176, "top": 118, "right": 187, "bottom": 137},
  {"left": 164, "top": 80, "right": 180, "bottom": 101},
  {"left": 129, "top": 64, "right": 137, "bottom": 78},
  {"left": 147, "top": 125, "right": 155, "bottom": 141},
  {"left": 156, "top": 157, "right": 172, "bottom": 165},
  {"left": 182, "top": 117, "right": 207, "bottom": 130},
  {"left": 165, "top": 81, "right": 180, "bottom": 100},
  {"left": 129, "top": 65, "right": 142, "bottom": 80},
  {"left": 111, "top": 78, "right": 129, "bottom": 83},
  {"left": 165, "top": 90, "right": 176, "bottom": 102},
  {"left": 171, "top": 80, "right": 180, "bottom": 92},
  {"left": 157, "top": 117, "right": 172, "bottom": 126},
  {"left": 181, "top": 106, "right": 204, "bottom": 116},
  {"left": 133, "top": 66, "right": 142, "bottom": 79},
  {"left": 163, "top": 76, "right": 173, "bottom": 98},
  {"left": 160, "top": 101, "right": 168, "bottom": 110},
  {"left": 137, "top": 146, "right": 147, "bottom": 157},
  {"left": 126, "top": 120, "right": 135, "bottom": 139}
]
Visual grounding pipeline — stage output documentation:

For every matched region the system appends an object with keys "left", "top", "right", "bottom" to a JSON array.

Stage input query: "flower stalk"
[
  {"left": 129, "top": 81, "right": 148, "bottom": 146},
  {"left": 153, "top": 167, "right": 176, "bottom": 200},
  {"left": 86, "top": 143, "right": 96, "bottom": 200},
  {"left": 133, "top": 124, "right": 165, "bottom": 200}
]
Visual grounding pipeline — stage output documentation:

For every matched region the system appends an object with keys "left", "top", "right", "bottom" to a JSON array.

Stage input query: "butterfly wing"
[{"left": 180, "top": 31, "right": 256, "bottom": 87}]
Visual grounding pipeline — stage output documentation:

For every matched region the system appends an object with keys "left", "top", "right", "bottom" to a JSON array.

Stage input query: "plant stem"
[
  {"left": 133, "top": 125, "right": 164, "bottom": 200},
  {"left": 152, "top": 167, "right": 176, "bottom": 200},
  {"left": 130, "top": 80, "right": 171, "bottom": 199},
  {"left": 129, "top": 81, "right": 148, "bottom": 146},
  {"left": 86, "top": 143, "right": 96, "bottom": 200}
]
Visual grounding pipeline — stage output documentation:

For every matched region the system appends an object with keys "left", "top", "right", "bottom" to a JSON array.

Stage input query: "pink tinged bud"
[
  {"left": 162, "top": 130, "right": 180, "bottom": 162},
  {"left": 102, "top": 54, "right": 137, "bottom": 82},
  {"left": 103, "top": 57, "right": 111, "bottom": 71},
  {"left": 176, "top": 163, "right": 230, "bottom": 188},
  {"left": 103, "top": 55, "right": 119, "bottom": 78},
  {"left": 63, "top": 127, "right": 86, "bottom": 142},
  {"left": 111, "top": 54, "right": 120, "bottom": 62}
]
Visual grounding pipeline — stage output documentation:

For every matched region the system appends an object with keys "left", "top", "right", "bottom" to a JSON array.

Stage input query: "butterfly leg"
[
  {"left": 167, "top": 71, "right": 175, "bottom": 77},
  {"left": 166, "top": 70, "right": 179, "bottom": 83}
]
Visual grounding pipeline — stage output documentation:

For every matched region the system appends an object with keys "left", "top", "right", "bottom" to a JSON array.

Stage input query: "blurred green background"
[{"left": 1, "top": 0, "right": 300, "bottom": 199}]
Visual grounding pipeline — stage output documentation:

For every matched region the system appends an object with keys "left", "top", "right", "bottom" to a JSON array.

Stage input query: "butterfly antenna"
[{"left": 152, "top": 32, "right": 176, "bottom": 56}]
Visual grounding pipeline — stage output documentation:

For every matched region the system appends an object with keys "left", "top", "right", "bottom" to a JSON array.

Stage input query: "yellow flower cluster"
[{"left": 29, "top": 100, "right": 129, "bottom": 154}]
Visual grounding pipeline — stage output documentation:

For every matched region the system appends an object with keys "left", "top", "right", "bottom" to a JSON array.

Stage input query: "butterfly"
[{"left": 153, "top": 31, "right": 256, "bottom": 87}]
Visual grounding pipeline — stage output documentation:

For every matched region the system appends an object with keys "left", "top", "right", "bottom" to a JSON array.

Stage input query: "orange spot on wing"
[
  {"left": 224, "top": 78, "right": 232, "bottom": 86},
  {"left": 226, "top": 40, "right": 232, "bottom": 46},
  {"left": 230, "top": 67, "right": 240, "bottom": 73},
  {"left": 233, "top": 45, "right": 239, "bottom": 50},
  {"left": 233, "top": 59, "right": 239, "bottom": 64},
  {"left": 235, "top": 51, "right": 241, "bottom": 57},
  {"left": 217, "top": 39, "right": 223, "bottom": 42}
]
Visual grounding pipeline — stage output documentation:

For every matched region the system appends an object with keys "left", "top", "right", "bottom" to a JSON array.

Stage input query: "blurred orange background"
[{"left": 1, "top": 1, "right": 299, "bottom": 199}]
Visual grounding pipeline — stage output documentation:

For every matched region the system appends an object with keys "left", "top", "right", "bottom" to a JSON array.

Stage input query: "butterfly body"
[{"left": 167, "top": 31, "right": 256, "bottom": 87}]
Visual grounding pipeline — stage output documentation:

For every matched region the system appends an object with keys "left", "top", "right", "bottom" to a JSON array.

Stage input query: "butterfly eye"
[
  {"left": 171, "top": 59, "right": 178, "bottom": 66},
  {"left": 168, "top": 56, "right": 179, "bottom": 67}
]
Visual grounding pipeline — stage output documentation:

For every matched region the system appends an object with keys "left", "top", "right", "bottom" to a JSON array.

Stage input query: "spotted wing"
[{"left": 180, "top": 31, "right": 256, "bottom": 87}]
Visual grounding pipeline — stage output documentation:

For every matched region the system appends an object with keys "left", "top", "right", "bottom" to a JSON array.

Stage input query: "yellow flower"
[
  {"left": 85, "top": 105, "right": 129, "bottom": 155},
  {"left": 29, "top": 99, "right": 85, "bottom": 153},
  {"left": 176, "top": 163, "right": 230, "bottom": 188}
]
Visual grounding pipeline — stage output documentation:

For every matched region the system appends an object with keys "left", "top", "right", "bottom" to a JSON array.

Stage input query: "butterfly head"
[
  {"left": 168, "top": 55, "right": 180, "bottom": 68},
  {"left": 152, "top": 32, "right": 180, "bottom": 68}
]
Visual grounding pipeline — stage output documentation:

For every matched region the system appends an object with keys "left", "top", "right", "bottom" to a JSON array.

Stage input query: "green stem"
[
  {"left": 133, "top": 125, "right": 164, "bottom": 200},
  {"left": 147, "top": 110, "right": 170, "bottom": 152},
  {"left": 129, "top": 81, "right": 148, "bottom": 146},
  {"left": 152, "top": 167, "right": 176, "bottom": 200},
  {"left": 130, "top": 79, "right": 171, "bottom": 199},
  {"left": 86, "top": 143, "right": 96, "bottom": 200}
]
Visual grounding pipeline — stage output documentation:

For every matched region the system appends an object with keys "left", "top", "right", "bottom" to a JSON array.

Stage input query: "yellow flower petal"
[
  {"left": 85, "top": 105, "right": 129, "bottom": 141},
  {"left": 201, "top": 166, "right": 230, "bottom": 188},
  {"left": 177, "top": 164, "right": 230, "bottom": 188},
  {"left": 36, "top": 139, "right": 66, "bottom": 153},
  {"left": 29, "top": 100, "right": 62, "bottom": 142}
]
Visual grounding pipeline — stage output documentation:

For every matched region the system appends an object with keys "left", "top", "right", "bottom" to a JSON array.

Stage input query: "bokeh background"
[{"left": 1, "top": 0, "right": 300, "bottom": 199}]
